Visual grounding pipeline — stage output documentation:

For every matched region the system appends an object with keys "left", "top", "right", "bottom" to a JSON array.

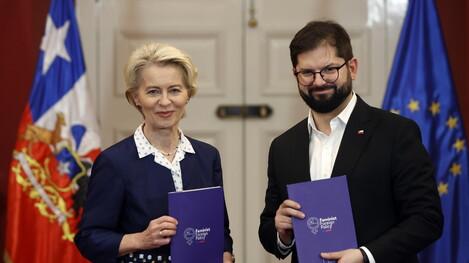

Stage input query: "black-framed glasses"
[{"left": 294, "top": 61, "right": 348, "bottom": 85}]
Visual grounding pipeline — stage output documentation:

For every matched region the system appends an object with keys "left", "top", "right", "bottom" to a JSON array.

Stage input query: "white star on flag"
[
  {"left": 58, "top": 161, "right": 71, "bottom": 175},
  {"left": 40, "top": 15, "right": 71, "bottom": 74}
]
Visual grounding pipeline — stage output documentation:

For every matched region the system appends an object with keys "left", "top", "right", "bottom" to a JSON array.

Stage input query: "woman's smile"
[{"left": 156, "top": 111, "right": 174, "bottom": 118}]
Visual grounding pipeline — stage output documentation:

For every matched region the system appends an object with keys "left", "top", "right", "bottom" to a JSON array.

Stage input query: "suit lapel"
[
  {"left": 288, "top": 119, "right": 311, "bottom": 184},
  {"left": 181, "top": 152, "right": 198, "bottom": 190},
  {"left": 332, "top": 97, "right": 376, "bottom": 177}
]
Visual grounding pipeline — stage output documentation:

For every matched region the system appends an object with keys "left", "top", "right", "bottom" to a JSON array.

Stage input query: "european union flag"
[{"left": 382, "top": 0, "right": 469, "bottom": 262}]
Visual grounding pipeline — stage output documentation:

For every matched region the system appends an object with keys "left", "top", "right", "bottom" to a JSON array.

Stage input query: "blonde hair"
[{"left": 124, "top": 43, "right": 198, "bottom": 111}]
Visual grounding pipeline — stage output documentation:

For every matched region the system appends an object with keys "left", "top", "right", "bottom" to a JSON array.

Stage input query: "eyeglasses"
[{"left": 294, "top": 61, "right": 348, "bottom": 85}]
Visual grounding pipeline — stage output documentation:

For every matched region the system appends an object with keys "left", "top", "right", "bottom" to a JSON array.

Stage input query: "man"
[{"left": 258, "top": 21, "right": 443, "bottom": 263}]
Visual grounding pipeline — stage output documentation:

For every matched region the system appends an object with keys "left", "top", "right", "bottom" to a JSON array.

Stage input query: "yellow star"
[
  {"left": 429, "top": 102, "right": 440, "bottom": 116},
  {"left": 390, "top": 109, "right": 400, "bottom": 115},
  {"left": 453, "top": 139, "right": 465, "bottom": 152},
  {"left": 450, "top": 163, "right": 462, "bottom": 176},
  {"left": 407, "top": 99, "right": 420, "bottom": 112},
  {"left": 438, "top": 182, "right": 448, "bottom": 196},
  {"left": 446, "top": 116, "right": 458, "bottom": 129}
]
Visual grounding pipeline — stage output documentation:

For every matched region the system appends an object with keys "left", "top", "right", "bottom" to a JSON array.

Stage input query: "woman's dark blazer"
[{"left": 74, "top": 135, "right": 233, "bottom": 262}]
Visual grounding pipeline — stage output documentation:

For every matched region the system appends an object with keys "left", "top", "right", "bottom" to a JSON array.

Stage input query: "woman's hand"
[
  {"left": 138, "top": 216, "right": 178, "bottom": 249},
  {"left": 119, "top": 216, "right": 178, "bottom": 255},
  {"left": 223, "top": 251, "right": 235, "bottom": 263}
]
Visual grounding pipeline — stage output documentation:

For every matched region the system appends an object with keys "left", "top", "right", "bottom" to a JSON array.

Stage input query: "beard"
[{"left": 298, "top": 74, "right": 353, "bottom": 113}]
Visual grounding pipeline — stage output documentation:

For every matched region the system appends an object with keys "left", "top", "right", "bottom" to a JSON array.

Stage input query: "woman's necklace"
[
  {"left": 155, "top": 135, "right": 181, "bottom": 157},
  {"left": 142, "top": 124, "right": 181, "bottom": 157},
  {"left": 157, "top": 146, "right": 178, "bottom": 156}
]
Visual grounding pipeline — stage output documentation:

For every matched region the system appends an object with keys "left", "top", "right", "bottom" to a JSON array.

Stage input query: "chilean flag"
[{"left": 4, "top": 0, "right": 100, "bottom": 262}]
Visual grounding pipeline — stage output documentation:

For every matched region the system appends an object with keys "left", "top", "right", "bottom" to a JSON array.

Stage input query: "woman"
[{"left": 75, "top": 43, "right": 234, "bottom": 262}]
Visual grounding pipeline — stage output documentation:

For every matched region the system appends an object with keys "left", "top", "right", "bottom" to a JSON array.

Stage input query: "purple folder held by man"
[
  {"left": 168, "top": 186, "right": 224, "bottom": 263},
  {"left": 287, "top": 175, "right": 357, "bottom": 263}
]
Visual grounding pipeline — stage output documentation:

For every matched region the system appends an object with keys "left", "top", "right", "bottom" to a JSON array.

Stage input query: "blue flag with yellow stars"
[{"left": 382, "top": 0, "right": 469, "bottom": 262}]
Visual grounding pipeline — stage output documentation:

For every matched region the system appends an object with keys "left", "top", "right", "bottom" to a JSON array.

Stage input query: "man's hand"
[
  {"left": 275, "top": 199, "right": 305, "bottom": 245},
  {"left": 223, "top": 251, "right": 235, "bottom": 263},
  {"left": 321, "top": 248, "right": 364, "bottom": 263}
]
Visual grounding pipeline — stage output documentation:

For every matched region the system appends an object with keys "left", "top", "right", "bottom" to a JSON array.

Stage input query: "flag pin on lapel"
[{"left": 357, "top": 129, "right": 365, "bottom": 135}]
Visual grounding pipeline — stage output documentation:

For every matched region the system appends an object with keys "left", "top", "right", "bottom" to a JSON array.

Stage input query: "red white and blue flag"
[{"left": 4, "top": 0, "right": 100, "bottom": 262}]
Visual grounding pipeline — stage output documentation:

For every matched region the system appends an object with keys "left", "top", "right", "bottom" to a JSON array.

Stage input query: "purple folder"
[
  {"left": 287, "top": 176, "right": 357, "bottom": 263},
  {"left": 168, "top": 186, "right": 224, "bottom": 263}
]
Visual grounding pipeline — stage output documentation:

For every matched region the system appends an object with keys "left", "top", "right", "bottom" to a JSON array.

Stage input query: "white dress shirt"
[{"left": 307, "top": 93, "right": 356, "bottom": 181}]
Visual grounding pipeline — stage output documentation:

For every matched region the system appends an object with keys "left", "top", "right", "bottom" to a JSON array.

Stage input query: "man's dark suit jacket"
[
  {"left": 74, "top": 136, "right": 233, "bottom": 262},
  {"left": 259, "top": 97, "right": 443, "bottom": 263}
]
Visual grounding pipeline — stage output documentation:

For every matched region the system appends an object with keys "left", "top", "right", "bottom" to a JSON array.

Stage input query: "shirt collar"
[
  {"left": 133, "top": 124, "right": 195, "bottom": 159},
  {"left": 307, "top": 92, "right": 357, "bottom": 135}
]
